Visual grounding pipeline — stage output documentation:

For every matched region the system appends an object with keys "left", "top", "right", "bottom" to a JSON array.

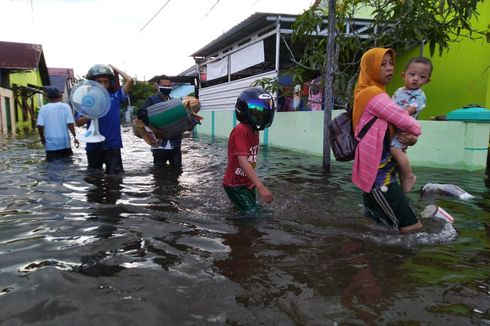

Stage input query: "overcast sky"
[{"left": 1, "top": 0, "right": 313, "bottom": 80}]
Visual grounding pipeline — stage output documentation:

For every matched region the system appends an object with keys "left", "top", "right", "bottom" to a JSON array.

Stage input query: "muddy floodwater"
[{"left": 0, "top": 127, "right": 489, "bottom": 325}]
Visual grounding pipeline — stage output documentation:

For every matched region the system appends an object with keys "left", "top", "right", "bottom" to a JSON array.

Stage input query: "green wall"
[
  {"left": 388, "top": 0, "right": 490, "bottom": 119},
  {"left": 9, "top": 70, "right": 44, "bottom": 130},
  {"left": 195, "top": 110, "right": 489, "bottom": 171},
  {"left": 10, "top": 70, "right": 43, "bottom": 87}
]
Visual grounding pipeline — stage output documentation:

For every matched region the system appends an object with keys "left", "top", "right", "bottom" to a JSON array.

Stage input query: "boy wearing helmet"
[
  {"left": 222, "top": 87, "right": 275, "bottom": 215},
  {"left": 75, "top": 64, "right": 134, "bottom": 175}
]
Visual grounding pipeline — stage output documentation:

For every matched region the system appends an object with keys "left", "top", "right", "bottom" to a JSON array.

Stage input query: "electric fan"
[{"left": 70, "top": 80, "right": 111, "bottom": 142}]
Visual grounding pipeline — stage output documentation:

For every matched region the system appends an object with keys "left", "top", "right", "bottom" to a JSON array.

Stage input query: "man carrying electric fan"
[{"left": 75, "top": 64, "right": 134, "bottom": 175}]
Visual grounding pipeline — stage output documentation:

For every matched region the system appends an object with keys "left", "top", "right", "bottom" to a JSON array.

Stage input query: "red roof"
[
  {"left": 0, "top": 40, "right": 50, "bottom": 85},
  {"left": 0, "top": 40, "right": 45, "bottom": 70},
  {"left": 48, "top": 67, "right": 74, "bottom": 79}
]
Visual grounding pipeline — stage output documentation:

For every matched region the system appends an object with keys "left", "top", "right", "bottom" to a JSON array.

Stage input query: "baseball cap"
[{"left": 44, "top": 86, "right": 62, "bottom": 98}]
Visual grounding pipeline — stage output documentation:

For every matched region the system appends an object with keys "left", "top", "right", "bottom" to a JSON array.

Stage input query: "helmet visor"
[
  {"left": 247, "top": 98, "right": 273, "bottom": 111},
  {"left": 247, "top": 98, "right": 275, "bottom": 129}
]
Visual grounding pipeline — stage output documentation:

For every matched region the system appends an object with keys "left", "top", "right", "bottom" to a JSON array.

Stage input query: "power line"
[
  {"left": 201, "top": 0, "right": 221, "bottom": 20},
  {"left": 138, "top": 0, "right": 172, "bottom": 33}
]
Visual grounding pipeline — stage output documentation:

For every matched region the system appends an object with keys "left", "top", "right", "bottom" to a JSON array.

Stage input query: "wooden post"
[{"left": 323, "top": 0, "right": 336, "bottom": 170}]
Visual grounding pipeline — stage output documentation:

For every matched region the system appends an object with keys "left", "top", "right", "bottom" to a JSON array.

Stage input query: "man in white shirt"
[{"left": 36, "top": 86, "right": 79, "bottom": 161}]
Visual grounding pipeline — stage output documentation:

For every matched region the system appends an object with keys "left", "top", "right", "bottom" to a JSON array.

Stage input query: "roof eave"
[{"left": 190, "top": 12, "right": 298, "bottom": 58}]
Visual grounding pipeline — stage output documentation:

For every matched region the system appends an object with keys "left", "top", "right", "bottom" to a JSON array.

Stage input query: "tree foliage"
[
  {"left": 129, "top": 79, "right": 154, "bottom": 109},
  {"left": 286, "top": 0, "right": 486, "bottom": 104}
]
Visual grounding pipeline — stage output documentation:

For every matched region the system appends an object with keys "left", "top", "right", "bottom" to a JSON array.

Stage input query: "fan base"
[{"left": 77, "top": 132, "right": 106, "bottom": 143}]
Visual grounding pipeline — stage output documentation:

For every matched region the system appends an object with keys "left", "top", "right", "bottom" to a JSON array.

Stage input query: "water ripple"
[{"left": 0, "top": 130, "right": 488, "bottom": 325}]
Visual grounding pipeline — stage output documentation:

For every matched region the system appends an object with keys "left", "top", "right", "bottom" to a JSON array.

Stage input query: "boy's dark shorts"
[
  {"left": 223, "top": 185, "right": 262, "bottom": 215},
  {"left": 363, "top": 182, "right": 419, "bottom": 230}
]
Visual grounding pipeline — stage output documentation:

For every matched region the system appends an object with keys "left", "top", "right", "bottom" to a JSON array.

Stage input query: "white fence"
[{"left": 199, "top": 71, "right": 278, "bottom": 111}]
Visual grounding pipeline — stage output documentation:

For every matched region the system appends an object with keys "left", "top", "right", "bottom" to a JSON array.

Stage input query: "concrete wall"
[{"left": 194, "top": 110, "right": 489, "bottom": 171}]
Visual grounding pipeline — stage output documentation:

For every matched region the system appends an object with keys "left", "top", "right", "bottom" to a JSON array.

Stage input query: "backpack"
[{"left": 329, "top": 110, "right": 377, "bottom": 162}]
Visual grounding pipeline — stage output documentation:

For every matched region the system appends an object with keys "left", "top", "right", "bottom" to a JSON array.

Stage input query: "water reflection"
[
  {"left": 85, "top": 174, "right": 123, "bottom": 205},
  {"left": 214, "top": 220, "right": 262, "bottom": 282},
  {"left": 0, "top": 130, "right": 489, "bottom": 325},
  {"left": 339, "top": 239, "right": 388, "bottom": 323},
  {"left": 150, "top": 167, "right": 183, "bottom": 213},
  {"left": 44, "top": 157, "right": 75, "bottom": 182},
  {"left": 84, "top": 174, "right": 124, "bottom": 237}
]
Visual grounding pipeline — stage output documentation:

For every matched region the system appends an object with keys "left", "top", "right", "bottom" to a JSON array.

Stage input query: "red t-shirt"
[{"left": 222, "top": 123, "right": 259, "bottom": 189}]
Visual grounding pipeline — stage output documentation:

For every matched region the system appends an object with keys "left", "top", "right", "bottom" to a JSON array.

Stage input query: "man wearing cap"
[{"left": 36, "top": 86, "right": 79, "bottom": 161}]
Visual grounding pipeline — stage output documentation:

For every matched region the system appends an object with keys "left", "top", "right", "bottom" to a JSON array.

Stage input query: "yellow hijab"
[{"left": 352, "top": 47, "right": 395, "bottom": 130}]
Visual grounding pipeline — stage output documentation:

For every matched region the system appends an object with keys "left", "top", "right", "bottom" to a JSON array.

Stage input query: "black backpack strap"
[
  {"left": 356, "top": 116, "right": 377, "bottom": 140},
  {"left": 383, "top": 125, "right": 392, "bottom": 151}
]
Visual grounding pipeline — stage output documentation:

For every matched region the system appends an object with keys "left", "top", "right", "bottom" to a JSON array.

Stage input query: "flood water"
[{"left": 1, "top": 126, "right": 490, "bottom": 325}]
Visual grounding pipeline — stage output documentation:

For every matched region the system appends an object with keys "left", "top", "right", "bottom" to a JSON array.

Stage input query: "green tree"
[
  {"left": 129, "top": 78, "right": 154, "bottom": 109},
  {"left": 283, "top": 0, "right": 487, "bottom": 104}
]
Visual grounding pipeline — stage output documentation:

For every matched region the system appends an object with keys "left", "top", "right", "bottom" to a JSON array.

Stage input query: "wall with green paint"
[
  {"left": 10, "top": 70, "right": 43, "bottom": 88},
  {"left": 387, "top": 1, "right": 490, "bottom": 119},
  {"left": 195, "top": 110, "right": 489, "bottom": 171},
  {"left": 267, "top": 111, "right": 324, "bottom": 155},
  {"left": 9, "top": 70, "right": 44, "bottom": 130}
]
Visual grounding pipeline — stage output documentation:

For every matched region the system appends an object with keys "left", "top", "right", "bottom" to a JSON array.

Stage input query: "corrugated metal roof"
[
  {"left": 0, "top": 41, "right": 43, "bottom": 69},
  {"left": 48, "top": 67, "right": 74, "bottom": 79},
  {"left": 148, "top": 75, "right": 198, "bottom": 84},
  {"left": 170, "top": 84, "right": 195, "bottom": 98},
  {"left": 0, "top": 40, "right": 50, "bottom": 85},
  {"left": 191, "top": 12, "right": 298, "bottom": 58},
  {"left": 48, "top": 68, "right": 74, "bottom": 94},
  {"left": 49, "top": 75, "right": 67, "bottom": 92}
]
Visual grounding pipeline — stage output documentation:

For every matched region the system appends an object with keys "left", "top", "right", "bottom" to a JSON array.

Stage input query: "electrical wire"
[
  {"left": 201, "top": 0, "right": 221, "bottom": 20},
  {"left": 138, "top": 0, "right": 172, "bottom": 33}
]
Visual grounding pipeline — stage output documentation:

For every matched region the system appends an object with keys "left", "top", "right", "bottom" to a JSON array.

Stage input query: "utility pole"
[{"left": 323, "top": 0, "right": 336, "bottom": 170}]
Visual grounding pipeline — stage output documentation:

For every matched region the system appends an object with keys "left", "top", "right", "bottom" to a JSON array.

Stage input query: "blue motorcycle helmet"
[{"left": 235, "top": 87, "right": 275, "bottom": 131}]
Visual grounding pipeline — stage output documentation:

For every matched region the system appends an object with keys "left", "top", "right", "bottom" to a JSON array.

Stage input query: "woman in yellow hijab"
[{"left": 351, "top": 48, "right": 422, "bottom": 234}]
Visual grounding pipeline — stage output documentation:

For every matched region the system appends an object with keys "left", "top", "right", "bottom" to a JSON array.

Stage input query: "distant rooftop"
[{"left": 48, "top": 67, "right": 74, "bottom": 79}]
